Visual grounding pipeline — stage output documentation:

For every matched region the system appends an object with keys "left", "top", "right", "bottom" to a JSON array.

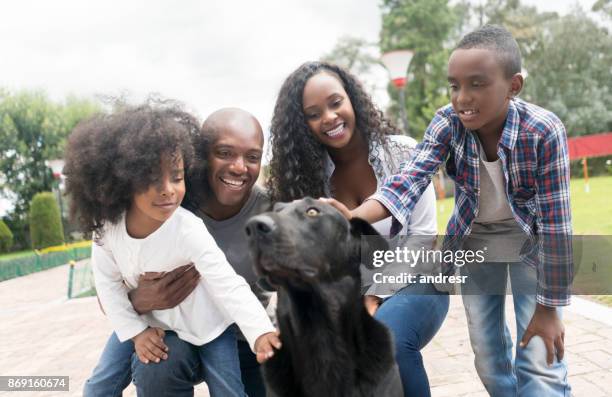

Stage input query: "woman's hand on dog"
[
  {"left": 255, "top": 330, "right": 282, "bottom": 363},
  {"left": 132, "top": 327, "right": 168, "bottom": 364},
  {"left": 364, "top": 295, "right": 382, "bottom": 316}
]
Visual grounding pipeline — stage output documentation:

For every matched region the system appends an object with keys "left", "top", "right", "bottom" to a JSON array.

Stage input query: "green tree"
[
  {"left": 592, "top": 0, "right": 612, "bottom": 18},
  {"left": 321, "top": 36, "right": 382, "bottom": 75},
  {"left": 463, "top": 0, "right": 612, "bottom": 136},
  {"left": 0, "top": 219, "right": 13, "bottom": 253},
  {"left": 379, "top": 0, "right": 463, "bottom": 138},
  {"left": 29, "top": 192, "right": 64, "bottom": 249},
  {"left": 0, "top": 91, "right": 101, "bottom": 220},
  {"left": 320, "top": 36, "right": 387, "bottom": 104},
  {"left": 521, "top": 11, "right": 612, "bottom": 136}
]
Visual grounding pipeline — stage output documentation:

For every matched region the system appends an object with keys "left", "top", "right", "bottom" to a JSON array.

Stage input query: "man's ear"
[
  {"left": 509, "top": 72, "right": 524, "bottom": 98},
  {"left": 350, "top": 217, "right": 389, "bottom": 269}
]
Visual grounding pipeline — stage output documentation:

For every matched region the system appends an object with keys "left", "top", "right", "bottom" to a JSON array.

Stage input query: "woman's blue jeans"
[{"left": 374, "top": 282, "right": 449, "bottom": 397}]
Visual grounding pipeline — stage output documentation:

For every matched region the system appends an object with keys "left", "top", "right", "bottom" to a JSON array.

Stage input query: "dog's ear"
[{"left": 349, "top": 217, "right": 389, "bottom": 269}]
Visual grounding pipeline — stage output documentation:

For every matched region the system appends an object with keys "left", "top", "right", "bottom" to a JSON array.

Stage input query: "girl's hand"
[
  {"left": 254, "top": 331, "right": 282, "bottom": 363},
  {"left": 318, "top": 197, "right": 352, "bottom": 220},
  {"left": 364, "top": 295, "right": 382, "bottom": 316},
  {"left": 132, "top": 327, "right": 168, "bottom": 364}
]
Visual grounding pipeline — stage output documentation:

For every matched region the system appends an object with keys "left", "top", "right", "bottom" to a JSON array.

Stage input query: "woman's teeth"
[{"left": 325, "top": 123, "right": 345, "bottom": 137}]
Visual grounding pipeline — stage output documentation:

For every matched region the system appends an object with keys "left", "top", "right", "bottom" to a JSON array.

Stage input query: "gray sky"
[
  {"left": 0, "top": 0, "right": 599, "bottom": 215},
  {"left": 0, "top": 0, "right": 382, "bottom": 127}
]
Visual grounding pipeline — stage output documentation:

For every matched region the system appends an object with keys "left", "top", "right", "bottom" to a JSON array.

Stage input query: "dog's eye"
[{"left": 306, "top": 207, "right": 320, "bottom": 217}]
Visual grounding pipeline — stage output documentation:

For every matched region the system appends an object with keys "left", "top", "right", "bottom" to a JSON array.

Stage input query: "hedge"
[{"left": 29, "top": 192, "right": 64, "bottom": 249}]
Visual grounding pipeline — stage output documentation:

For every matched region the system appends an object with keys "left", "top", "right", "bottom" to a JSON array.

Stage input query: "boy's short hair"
[{"left": 455, "top": 24, "right": 522, "bottom": 78}]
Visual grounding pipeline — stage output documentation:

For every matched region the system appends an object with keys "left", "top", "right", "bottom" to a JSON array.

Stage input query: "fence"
[
  {"left": 0, "top": 241, "right": 92, "bottom": 282},
  {"left": 67, "top": 259, "right": 95, "bottom": 299}
]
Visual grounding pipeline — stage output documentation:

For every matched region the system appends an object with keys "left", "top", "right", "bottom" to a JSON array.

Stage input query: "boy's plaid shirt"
[{"left": 372, "top": 98, "right": 573, "bottom": 306}]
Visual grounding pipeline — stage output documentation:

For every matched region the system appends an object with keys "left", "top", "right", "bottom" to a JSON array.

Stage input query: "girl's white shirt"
[{"left": 91, "top": 206, "right": 275, "bottom": 351}]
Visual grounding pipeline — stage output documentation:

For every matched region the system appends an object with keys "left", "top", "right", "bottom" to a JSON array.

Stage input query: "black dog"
[{"left": 245, "top": 198, "right": 403, "bottom": 397}]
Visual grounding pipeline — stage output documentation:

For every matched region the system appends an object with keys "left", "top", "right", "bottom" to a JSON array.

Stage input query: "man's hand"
[
  {"left": 520, "top": 303, "right": 565, "bottom": 365},
  {"left": 254, "top": 331, "right": 282, "bottom": 363},
  {"left": 129, "top": 263, "right": 200, "bottom": 314},
  {"left": 364, "top": 295, "right": 382, "bottom": 316},
  {"left": 132, "top": 327, "right": 168, "bottom": 364}
]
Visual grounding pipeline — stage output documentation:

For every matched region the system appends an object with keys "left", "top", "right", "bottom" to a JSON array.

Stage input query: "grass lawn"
[{"left": 435, "top": 175, "right": 612, "bottom": 235}]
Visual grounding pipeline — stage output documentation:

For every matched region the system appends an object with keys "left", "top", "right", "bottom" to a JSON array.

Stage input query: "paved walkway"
[{"left": 1, "top": 264, "right": 610, "bottom": 396}]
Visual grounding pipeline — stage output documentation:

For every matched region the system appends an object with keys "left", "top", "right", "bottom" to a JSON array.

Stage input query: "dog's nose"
[{"left": 245, "top": 215, "right": 276, "bottom": 237}]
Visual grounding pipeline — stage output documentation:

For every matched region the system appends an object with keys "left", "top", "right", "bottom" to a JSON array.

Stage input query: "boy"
[{"left": 324, "top": 25, "right": 572, "bottom": 396}]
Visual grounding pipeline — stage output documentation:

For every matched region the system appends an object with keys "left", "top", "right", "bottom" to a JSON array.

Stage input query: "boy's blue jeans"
[
  {"left": 374, "top": 282, "right": 449, "bottom": 397},
  {"left": 461, "top": 262, "right": 571, "bottom": 397},
  {"left": 84, "top": 326, "right": 246, "bottom": 397}
]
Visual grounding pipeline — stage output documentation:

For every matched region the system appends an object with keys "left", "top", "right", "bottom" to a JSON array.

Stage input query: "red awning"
[{"left": 567, "top": 132, "right": 612, "bottom": 160}]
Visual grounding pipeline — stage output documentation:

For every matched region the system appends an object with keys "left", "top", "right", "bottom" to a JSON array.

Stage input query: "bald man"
[{"left": 84, "top": 108, "right": 273, "bottom": 397}]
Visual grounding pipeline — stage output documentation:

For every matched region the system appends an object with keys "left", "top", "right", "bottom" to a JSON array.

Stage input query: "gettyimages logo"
[{"left": 371, "top": 246, "right": 487, "bottom": 268}]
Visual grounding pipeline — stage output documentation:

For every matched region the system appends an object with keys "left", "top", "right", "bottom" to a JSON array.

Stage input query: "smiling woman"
[{"left": 267, "top": 61, "right": 447, "bottom": 397}]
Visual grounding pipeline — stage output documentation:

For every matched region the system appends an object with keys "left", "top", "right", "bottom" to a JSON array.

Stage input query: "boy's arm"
[
  {"left": 533, "top": 120, "right": 573, "bottom": 307},
  {"left": 91, "top": 241, "right": 149, "bottom": 342},
  {"left": 367, "top": 112, "right": 453, "bottom": 228},
  {"left": 520, "top": 119, "right": 572, "bottom": 365}
]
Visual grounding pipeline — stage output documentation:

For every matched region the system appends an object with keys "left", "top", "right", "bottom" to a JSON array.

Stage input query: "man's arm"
[{"left": 128, "top": 264, "right": 200, "bottom": 315}]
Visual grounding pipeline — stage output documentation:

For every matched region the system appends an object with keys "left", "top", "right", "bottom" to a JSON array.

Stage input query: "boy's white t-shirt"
[
  {"left": 463, "top": 135, "right": 527, "bottom": 262},
  {"left": 91, "top": 206, "right": 275, "bottom": 351}
]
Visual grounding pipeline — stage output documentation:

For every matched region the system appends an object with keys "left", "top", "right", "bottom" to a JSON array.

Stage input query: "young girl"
[
  {"left": 64, "top": 103, "right": 279, "bottom": 397},
  {"left": 267, "top": 61, "right": 448, "bottom": 397}
]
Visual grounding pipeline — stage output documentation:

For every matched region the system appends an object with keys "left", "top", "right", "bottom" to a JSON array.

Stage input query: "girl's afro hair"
[{"left": 63, "top": 101, "right": 198, "bottom": 236}]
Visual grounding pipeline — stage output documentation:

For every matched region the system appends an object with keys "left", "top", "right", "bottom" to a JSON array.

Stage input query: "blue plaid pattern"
[{"left": 371, "top": 98, "right": 573, "bottom": 306}]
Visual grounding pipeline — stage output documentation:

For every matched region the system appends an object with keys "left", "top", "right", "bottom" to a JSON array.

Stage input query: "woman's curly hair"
[
  {"left": 63, "top": 101, "right": 198, "bottom": 237},
  {"left": 266, "top": 61, "right": 400, "bottom": 203}
]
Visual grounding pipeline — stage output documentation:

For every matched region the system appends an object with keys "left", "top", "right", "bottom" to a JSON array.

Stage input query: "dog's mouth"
[{"left": 254, "top": 252, "right": 319, "bottom": 285}]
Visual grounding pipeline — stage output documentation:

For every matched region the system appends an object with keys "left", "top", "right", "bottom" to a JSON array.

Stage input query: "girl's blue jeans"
[
  {"left": 374, "top": 282, "right": 449, "bottom": 397},
  {"left": 83, "top": 326, "right": 246, "bottom": 397}
]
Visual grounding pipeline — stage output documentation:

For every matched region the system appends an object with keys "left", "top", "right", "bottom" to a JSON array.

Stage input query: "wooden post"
[
  {"left": 583, "top": 157, "right": 590, "bottom": 193},
  {"left": 67, "top": 260, "right": 75, "bottom": 299}
]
